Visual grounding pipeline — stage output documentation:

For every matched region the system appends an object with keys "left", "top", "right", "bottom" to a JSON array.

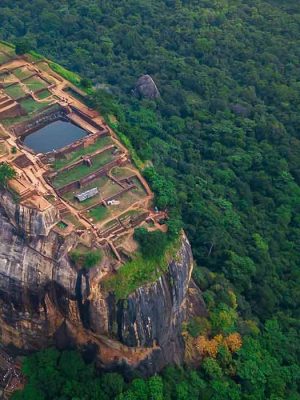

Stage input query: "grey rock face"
[
  {"left": 133, "top": 75, "right": 160, "bottom": 99},
  {"left": 0, "top": 191, "right": 59, "bottom": 237},
  {"left": 0, "top": 191, "right": 205, "bottom": 374}
]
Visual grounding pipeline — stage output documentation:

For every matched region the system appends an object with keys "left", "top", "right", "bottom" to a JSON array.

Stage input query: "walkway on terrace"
[{"left": 0, "top": 55, "right": 160, "bottom": 261}]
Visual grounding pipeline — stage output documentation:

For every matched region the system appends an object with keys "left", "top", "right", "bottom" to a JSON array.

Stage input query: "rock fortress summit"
[{"left": 0, "top": 42, "right": 206, "bottom": 381}]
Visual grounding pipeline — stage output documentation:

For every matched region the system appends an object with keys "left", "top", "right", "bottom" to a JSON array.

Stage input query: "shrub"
[
  {"left": 0, "top": 163, "right": 16, "bottom": 188},
  {"left": 15, "top": 39, "right": 31, "bottom": 55},
  {"left": 69, "top": 249, "right": 102, "bottom": 269},
  {"left": 134, "top": 227, "right": 168, "bottom": 259}
]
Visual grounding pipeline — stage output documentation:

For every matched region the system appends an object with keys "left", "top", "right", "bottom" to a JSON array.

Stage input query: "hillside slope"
[{"left": 1, "top": 0, "right": 300, "bottom": 398}]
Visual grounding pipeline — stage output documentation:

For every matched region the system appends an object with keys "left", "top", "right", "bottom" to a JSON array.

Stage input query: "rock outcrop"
[
  {"left": 133, "top": 75, "right": 160, "bottom": 99},
  {"left": 0, "top": 190, "right": 205, "bottom": 374},
  {"left": 0, "top": 191, "right": 59, "bottom": 237}
]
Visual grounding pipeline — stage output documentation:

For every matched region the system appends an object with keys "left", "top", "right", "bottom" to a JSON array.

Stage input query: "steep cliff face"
[
  {"left": 0, "top": 191, "right": 205, "bottom": 374},
  {"left": 0, "top": 191, "right": 59, "bottom": 237}
]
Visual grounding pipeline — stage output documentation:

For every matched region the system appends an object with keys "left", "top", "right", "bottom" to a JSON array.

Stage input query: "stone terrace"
[{"left": 0, "top": 45, "right": 163, "bottom": 264}]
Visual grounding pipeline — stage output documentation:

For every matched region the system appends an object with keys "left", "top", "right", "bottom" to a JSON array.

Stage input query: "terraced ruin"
[{"left": 0, "top": 42, "right": 166, "bottom": 266}]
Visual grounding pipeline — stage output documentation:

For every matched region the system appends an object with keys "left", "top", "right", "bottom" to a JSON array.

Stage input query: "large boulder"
[{"left": 133, "top": 75, "right": 160, "bottom": 99}]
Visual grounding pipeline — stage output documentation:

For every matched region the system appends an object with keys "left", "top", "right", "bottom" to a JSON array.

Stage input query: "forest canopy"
[{"left": 1, "top": 0, "right": 300, "bottom": 398}]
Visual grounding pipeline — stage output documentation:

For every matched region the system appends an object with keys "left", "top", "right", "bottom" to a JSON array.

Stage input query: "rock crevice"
[{"left": 0, "top": 191, "right": 204, "bottom": 374}]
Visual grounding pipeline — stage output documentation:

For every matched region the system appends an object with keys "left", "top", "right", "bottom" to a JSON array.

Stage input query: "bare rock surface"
[
  {"left": 133, "top": 75, "right": 160, "bottom": 99},
  {"left": 0, "top": 190, "right": 205, "bottom": 374}
]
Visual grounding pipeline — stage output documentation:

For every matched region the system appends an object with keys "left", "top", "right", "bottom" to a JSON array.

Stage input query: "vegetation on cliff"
[
  {"left": 103, "top": 227, "right": 180, "bottom": 299},
  {"left": 1, "top": 0, "right": 300, "bottom": 398},
  {"left": 69, "top": 248, "right": 102, "bottom": 269},
  {"left": 0, "top": 163, "right": 16, "bottom": 188}
]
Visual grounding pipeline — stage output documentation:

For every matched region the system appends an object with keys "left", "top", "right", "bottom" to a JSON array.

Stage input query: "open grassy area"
[
  {"left": 25, "top": 75, "right": 48, "bottom": 91},
  {"left": 1, "top": 103, "right": 60, "bottom": 127},
  {"left": 63, "top": 176, "right": 122, "bottom": 211},
  {"left": 65, "top": 87, "right": 87, "bottom": 102},
  {"left": 53, "top": 136, "right": 113, "bottom": 170},
  {"left": 4, "top": 83, "right": 25, "bottom": 99},
  {"left": 19, "top": 97, "right": 51, "bottom": 114},
  {"left": 52, "top": 148, "right": 115, "bottom": 188},
  {"left": 107, "top": 180, "right": 146, "bottom": 213},
  {"left": 50, "top": 62, "right": 81, "bottom": 86},
  {"left": 49, "top": 61, "right": 93, "bottom": 95},
  {"left": 100, "top": 176, "right": 122, "bottom": 199},
  {"left": 1, "top": 73, "right": 18, "bottom": 87},
  {"left": 111, "top": 166, "right": 135, "bottom": 179},
  {"left": 63, "top": 188, "right": 102, "bottom": 211},
  {"left": 13, "top": 67, "right": 33, "bottom": 81},
  {"left": 88, "top": 205, "right": 109, "bottom": 222},
  {"left": 100, "top": 218, "right": 120, "bottom": 233},
  {"left": 119, "top": 209, "right": 145, "bottom": 222},
  {"left": 132, "top": 177, "right": 147, "bottom": 196},
  {"left": 36, "top": 89, "right": 52, "bottom": 100},
  {"left": 63, "top": 213, "right": 84, "bottom": 229}
]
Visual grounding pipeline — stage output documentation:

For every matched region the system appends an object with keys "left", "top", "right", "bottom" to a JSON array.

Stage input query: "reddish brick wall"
[
  {"left": 56, "top": 157, "right": 123, "bottom": 195},
  {"left": 0, "top": 103, "right": 23, "bottom": 118},
  {"left": 57, "top": 181, "right": 79, "bottom": 195}
]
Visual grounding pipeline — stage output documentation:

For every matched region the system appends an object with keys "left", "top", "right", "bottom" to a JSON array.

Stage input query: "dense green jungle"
[{"left": 1, "top": 0, "right": 300, "bottom": 398}]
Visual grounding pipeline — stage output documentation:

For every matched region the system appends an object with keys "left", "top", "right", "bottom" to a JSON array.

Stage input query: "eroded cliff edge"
[{"left": 0, "top": 190, "right": 205, "bottom": 374}]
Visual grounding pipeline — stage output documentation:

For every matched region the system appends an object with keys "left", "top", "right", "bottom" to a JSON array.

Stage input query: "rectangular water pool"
[{"left": 23, "top": 120, "right": 86, "bottom": 153}]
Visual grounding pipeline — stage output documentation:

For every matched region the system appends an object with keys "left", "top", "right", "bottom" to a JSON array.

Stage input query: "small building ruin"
[{"left": 75, "top": 187, "right": 98, "bottom": 202}]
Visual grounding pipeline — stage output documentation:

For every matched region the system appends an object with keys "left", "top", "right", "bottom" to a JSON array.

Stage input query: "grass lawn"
[
  {"left": 13, "top": 67, "right": 33, "bottom": 81},
  {"left": 63, "top": 213, "right": 84, "bottom": 229},
  {"left": 65, "top": 87, "right": 87, "bottom": 102},
  {"left": 100, "top": 177, "right": 122, "bottom": 199},
  {"left": 119, "top": 209, "right": 144, "bottom": 222},
  {"left": 57, "top": 221, "right": 68, "bottom": 230},
  {"left": 103, "top": 184, "right": 146, "bottom": 216},
  {"left": 1, "top": 103, "right": 59, "bottom": 127},
  {"left": 5, "top": 83, "right": 25, "bottom": 100},
  {"left": 63, "top": 190, "right": 101, "bottom": 210},
  {"left": 61, "top": 177, "right": 106, "bottom": 209},
  {"left": 101, "top": 218, "right": 120, "bottom": 231},
  {"left": 19, "top": 97, "right": 51, "bottom": 114},
  {"left": 111, "top": 166, "right": 135, "bottom": 179},
  {"left": 132, "top": 177, "right": 147, "bottom": 196},
  {"left": 1, "top": 73, "right": 18, "bottom": 87},
  {"left": 53, "top": 136, "right": 113, "bottom": 170},
  {"left": 36, "top": 89, "right": 52, "bottom": 100},
  {"left": 88, "top": 205, "right": 109, "bottom": 222},
  {"left": 52, "top": 148, "right": 115, "bottom": 188},
  {"left": 0, "top": 52, "right": 9, "bottom": 65},
  {"left": 62, "top": 176, "right": 122, "bottom": 212},
  {"left": 25, "top": 76, "right": 48, "bottom": 91}
]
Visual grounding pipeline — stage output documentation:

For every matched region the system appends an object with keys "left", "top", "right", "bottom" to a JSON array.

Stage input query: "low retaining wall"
[
  {"left": 56, "top": 145, "right": 115, "bottom": 174},
  {"left": 12, "top": 107, "right": 65, "bottom": 137},
  {"left": 40, "top": 129, "right": 110, "bottom": 164},
  {"left": 56, "top": 181, "right": 79, "bottom": 195},
  {"left": 56, "top": 157, "right": 124, "bottom": 195},
  {"left": 70, "top": 105, "right": 106, "bottom": 131}
]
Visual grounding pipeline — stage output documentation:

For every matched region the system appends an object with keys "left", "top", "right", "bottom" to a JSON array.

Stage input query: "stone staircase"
[
  {"left": 0, "top": 92, "right": 21, "bottom": 118},
  {"left": 54, "top": 199, "right": 70, "bottom": 218}
]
